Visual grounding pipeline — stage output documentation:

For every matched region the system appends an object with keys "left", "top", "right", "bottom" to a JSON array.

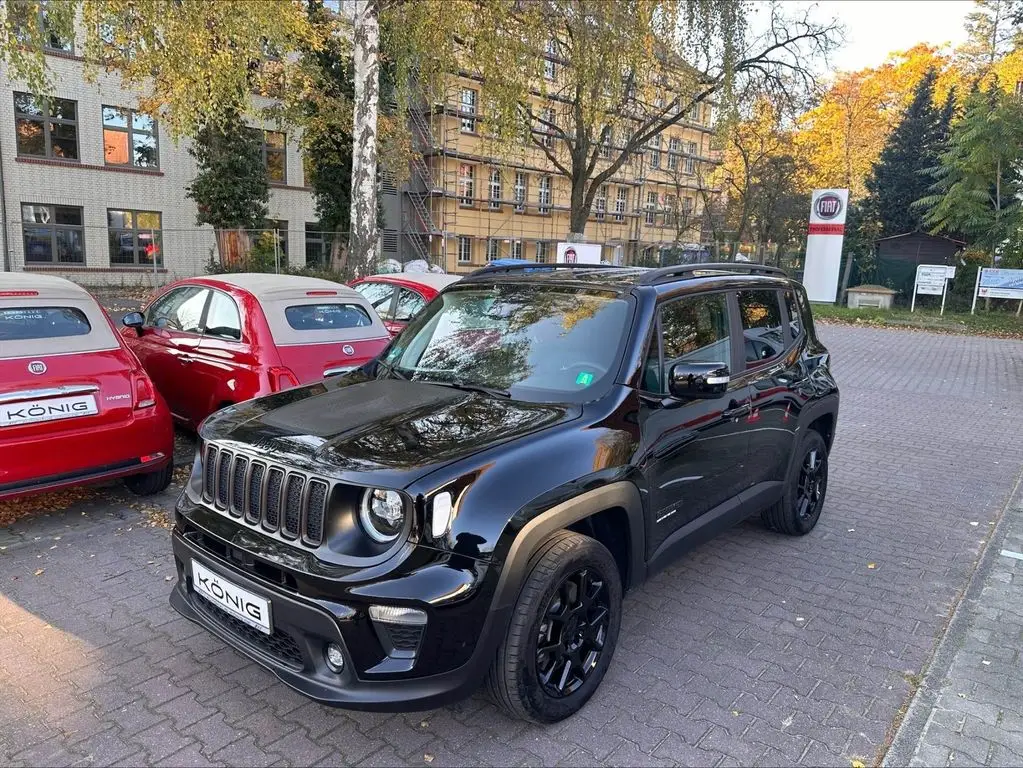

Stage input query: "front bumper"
[{"left": 169, "top": 523, "right": 509, "bottom": 711}]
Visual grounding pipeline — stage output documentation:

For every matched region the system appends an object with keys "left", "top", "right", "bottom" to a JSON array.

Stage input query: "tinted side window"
[
  {"left": 353, "top": 281, "right": 396, "bottom": 319},
  {"left": 783, "top": 290, "right": 803, "bottom": 340},
  {"left": 650, "top": 294, "right": 731, "bottom": 394},
  {"left": 395, "top": 288, "right": 426, "bottom": 322},
  {"left": 0, "top": 306, "right": 91, "bottom": 340},
  {"left": 146, "top": 286, "right": 208, "bottom": 333},
  {"left": 204, "top": 291, "right": 242, "bottom": 340},
  {"left": 738, "top": 290, "right": 784, "bottom": 366}
]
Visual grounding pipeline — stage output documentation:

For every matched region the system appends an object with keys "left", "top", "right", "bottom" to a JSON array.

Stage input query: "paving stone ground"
[{"left": 1, "top": 324, "right": 1022, "bottom": 768}]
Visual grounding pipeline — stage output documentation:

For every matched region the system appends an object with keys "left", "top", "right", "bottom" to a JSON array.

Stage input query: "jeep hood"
[{"left": 200, "top": 376, "right": 579, "bottom": 488}]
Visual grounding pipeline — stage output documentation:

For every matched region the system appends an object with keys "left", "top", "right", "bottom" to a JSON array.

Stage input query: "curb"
[{"left": 882, "top": 464, "right": 1023, "bottom": 766}]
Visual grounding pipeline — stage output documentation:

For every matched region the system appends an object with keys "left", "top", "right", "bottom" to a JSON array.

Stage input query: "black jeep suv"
[{"left": 170, "top": 263, "right": 838, "bottom": 723}]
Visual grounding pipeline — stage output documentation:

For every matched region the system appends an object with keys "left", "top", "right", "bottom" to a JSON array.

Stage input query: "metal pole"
[
  {"left": 940, "top": 275, "right": 947, "bottom": 316},
  {"left": 151, "top": 229, "right": 157, "bottom": 277},
  {"left": 274, "top": 229, "right": 280, "bottom": 274},
  {"left": 838, "top": 252, "right": 854, "bottom": 307},
  {"left": 971, "top": 267, "right": 982, "bottom": 314},
  {"left": 1017, "top": 299, "right": 1022, "bottom": 317},
  {"left": 910, "top": 268, "right": 917, "bottom": 313}
]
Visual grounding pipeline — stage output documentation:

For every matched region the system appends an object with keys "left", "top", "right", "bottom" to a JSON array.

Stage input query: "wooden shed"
[{"left": 874, "top": 232, "right": 965, "bottom": 297}]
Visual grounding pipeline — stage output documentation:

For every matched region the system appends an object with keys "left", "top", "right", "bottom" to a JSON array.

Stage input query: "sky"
[{"left": 790, "top": 0, "right": 975, "bottom": 73}]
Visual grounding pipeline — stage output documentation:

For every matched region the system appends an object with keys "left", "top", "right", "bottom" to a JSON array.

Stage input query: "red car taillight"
[
  {"left": 134, "top": 374, "right": 157, "bottom": 409},
  {"left": 268, "top": 366, "right": 300, "bottom": 392}
]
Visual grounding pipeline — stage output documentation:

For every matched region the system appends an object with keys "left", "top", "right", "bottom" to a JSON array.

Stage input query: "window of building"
[
  {"left": 544, "top": 38, "right": 558, "bottom": 82},
  {"left": 14, "top": 92, "right": 78, "bottom": 160},
  {"left": 648, "top": 136, "right": 661, "bottom": 170},
  {"left": 614, "top": 187, "right": 627, "bottom": 222},
  {"left": 305, "top": 222, "right": 327, "bottom": 268},
  {"left": 665, "top": 194, "right": 677, "bottom": 227},
  {"left": 21, "top": 203, "right": 84, "bottom": 264},
  {"left": 538, "top": 175, "right": 552, "bottom": 214},
  {"left": 599, "top": 126, "right": 613, "bottom": 159},
  {"left": 12, "top": 1, "right": 72, "bottom": 52},
  {"left": 514, "top": 172, "right": 527, "bottom": 213},
  {"left": 541, "top": 107, "right": 556, "bottom": 147},
  {"left": 667, "top": 137, "right": 680, "bottom": 171},
  {"left": 489, "top": 169, "right": 502, "bottom": 211},
  {"left": 738, "top": 290, "right": 785, "bottom": 366},
  {"left": 254, "top": 129, "right": 287, "bottom": 183},
  {"left": 457, "top": 235, "right": 472, "bottom": 264},
  {"left": 458, "top": 163, "right": 475, "bottom": 207},
  {"left": 595, "top": 185, "right": 607, "bottom": 221},
  {"left": 536, "top": 241, "right": 549, "bottom": 263},
  {"left": 511, "top": 240, "right": 523, "bottom": 260},
  {"left": 645, "top": 191, "right": 657, "bottom": 225},
  {"left": 107, "top": 209, "right": 162, "bottom": 266},
  {"left": 688, "top": 103, "right": 702, "bottom": 123},
  {"left": 684, "top": 196, "right": 694, "bottom": 214},
  {"left": 460, "top": 88, "right": 478, "bottom": 133},
  {"left": 684, "top": 140, "right": 697, "bottom": 174},
  {"left": 102, "top": 106, "right": 158, "bottom": 168},
  {"left": 487, "top": 239, "right": 502, "bottom": 262}
]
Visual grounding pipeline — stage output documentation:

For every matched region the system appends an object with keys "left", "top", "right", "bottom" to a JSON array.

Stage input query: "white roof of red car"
[
  {"left": 211, "top": 273, "right": 362, "bottom": 300},
  {"left": 1, "top": 271, "right": 94, "bottom": 300}
]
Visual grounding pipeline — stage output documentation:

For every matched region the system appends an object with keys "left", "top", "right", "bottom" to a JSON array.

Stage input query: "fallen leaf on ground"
[
  {"left": 33, "top": 569, "right": 44, "bottom": 576},
  {"left": 867, "top": 563, "right": 876, "bottom": 569}
]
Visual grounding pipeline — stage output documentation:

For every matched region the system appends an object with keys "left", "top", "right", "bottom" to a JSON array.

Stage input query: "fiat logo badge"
[
  {"left": 814, "top": 193, "right": 843, "bottom": 220},
  {"left": 28, "top": 360, "right": 46, "bottom": 375},
  {"left": 342, "top": 344, "right": 355, "bottom": 356}
]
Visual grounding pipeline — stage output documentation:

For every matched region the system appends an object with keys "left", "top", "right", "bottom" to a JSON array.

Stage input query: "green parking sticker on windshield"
[{"left": 575, "top": 371, "right": 595, "bottom": 387}]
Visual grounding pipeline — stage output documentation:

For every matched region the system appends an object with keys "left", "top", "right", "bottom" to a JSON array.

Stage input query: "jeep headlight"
[{"left": 359, "top": 488, "right": 406, "bottom": 543}]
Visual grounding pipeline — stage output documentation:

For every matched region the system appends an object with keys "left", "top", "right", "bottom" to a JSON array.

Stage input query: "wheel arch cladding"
[{"left": 491, "top": 482, "right": 646, "bottom": 612}]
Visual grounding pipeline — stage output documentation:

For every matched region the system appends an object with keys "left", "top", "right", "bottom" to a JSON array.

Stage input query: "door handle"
[{"left": 723, "top": 400, "right": 750, "bottom": 419}]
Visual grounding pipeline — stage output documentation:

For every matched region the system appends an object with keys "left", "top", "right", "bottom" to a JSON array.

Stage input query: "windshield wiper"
[
  {"left": 417, "top": 378, "right": 511, "bottom": 398},
  {"left": 378, "top": 359, "right": 409, "bottom": 381}
]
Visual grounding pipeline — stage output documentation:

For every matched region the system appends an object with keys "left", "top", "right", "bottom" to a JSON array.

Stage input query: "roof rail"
[
  {"left": 466, "top": 262, "right": 635, "bottom": 277},
  {"left": 635, "top": 262, "right": 788, "bottom": 285}
]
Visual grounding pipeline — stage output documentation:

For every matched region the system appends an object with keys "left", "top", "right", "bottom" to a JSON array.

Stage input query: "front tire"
[
  {"left": 486, "top": 530, "right": 622, "bottom": 723},
  {"left": 124, "top": 461, "right": 173, "bottom": 496},
  {"left": 762, "top": 430, "right": 829, "bottom": 535}
]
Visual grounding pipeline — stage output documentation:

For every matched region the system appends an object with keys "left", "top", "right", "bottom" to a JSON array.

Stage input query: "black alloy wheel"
[
  {"left": 535, "top": 567, "right": 610, "bottom": 698},
  {"left": 796, "top": 446, "right": 826, "bottom": 522}
]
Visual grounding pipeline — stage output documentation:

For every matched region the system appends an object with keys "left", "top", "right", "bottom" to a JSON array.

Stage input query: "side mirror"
[
  {"left": 668, "top": 362, "right": 729, "bottom": 399},
  {"left": 122, "top": 312, "right": 145, "bottom": 336}
]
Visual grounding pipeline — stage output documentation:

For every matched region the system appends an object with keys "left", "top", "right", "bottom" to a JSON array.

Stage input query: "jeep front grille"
[{"left": 201, "top": 443, "right": 327, "bottom": 547}]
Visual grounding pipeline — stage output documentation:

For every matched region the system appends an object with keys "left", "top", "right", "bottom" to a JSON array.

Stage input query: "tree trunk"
[
  {"left": 348, "top": 0, "right": 380, "bottom": 277},
  {"left": 329, "top": 226, "right": 349, "bottom": 275},
  {"left": 568, "top": 175, "right": 589, "bottom": 239},
  {"left": 215, "top": 228, "right": 248, "bottom": 266}
]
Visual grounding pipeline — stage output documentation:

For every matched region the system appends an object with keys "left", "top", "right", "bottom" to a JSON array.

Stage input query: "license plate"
[
  {"left": 0, "top": 394, "right": 98, "bottom": 427},
  {"left": 191, "top": 560, "right": 272, "bottom": 635}
]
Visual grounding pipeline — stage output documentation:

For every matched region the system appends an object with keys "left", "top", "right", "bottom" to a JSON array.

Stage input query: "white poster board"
[
  {"left": 973, "top": 267, "right": 1023, "bottom": 314},
  {"left": 802, "top": 189, "right": 849, "bottom": 303},
  {"left": 556, "top": 242, "right": 602, "bottom": 265},
  {"left": 911, "top": 264, "right": 954, "bottom": 314}
]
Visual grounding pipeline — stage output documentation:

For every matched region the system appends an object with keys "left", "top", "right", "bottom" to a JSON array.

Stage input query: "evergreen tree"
[
  {"left": 862, "top": 69, "right": 949, "bottom": 237},
  {"left": 186, "top": 114, "right": 270, "bottom": 265},
  {"left": 918, "top": 84, "right": 1023, "bottom": 265}
]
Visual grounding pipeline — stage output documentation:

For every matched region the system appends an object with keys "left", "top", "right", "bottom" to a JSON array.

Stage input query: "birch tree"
[{"left": 349, "top": 0, "right": 380, "bottom": 273}]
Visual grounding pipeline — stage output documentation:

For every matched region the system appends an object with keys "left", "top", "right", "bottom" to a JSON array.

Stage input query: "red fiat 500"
[
  {"left": 350, "top": 272, "right": 460, "bottom": 335},
  {"left": 0, "top": 273, "right": 173, "bottom": 500},
  {"left": 122, "top": 274, "right": 390, "bottom": 428}
]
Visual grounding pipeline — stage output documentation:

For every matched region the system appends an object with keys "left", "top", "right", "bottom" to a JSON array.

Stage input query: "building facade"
[{"left": 0, "top": 39, "right": 317, "bottom": 287}]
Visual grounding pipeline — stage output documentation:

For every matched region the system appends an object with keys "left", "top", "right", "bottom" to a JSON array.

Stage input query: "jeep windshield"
[{"left": 379, "top": 284, "right": 631, "bottom": 401}]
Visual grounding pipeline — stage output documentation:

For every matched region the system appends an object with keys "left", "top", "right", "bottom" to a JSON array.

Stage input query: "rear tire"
[
  {"left": 762, "top": 430, "right": 828, "bottom": 535},
  {"left": 124, "top": 461, "right": 173, "bottom": 496},
  {"left": 486, "top": 530, "right": 622, "bottom": 723}
]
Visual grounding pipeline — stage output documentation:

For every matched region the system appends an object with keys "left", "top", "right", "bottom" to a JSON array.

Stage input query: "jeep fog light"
[
  {"left": 431, "top": 491, "right": 453, "bottom": 538},
  {"left": 325, "top": 642, "right": 345, "bottom": 673},
  {"left": 369, "top": 605, "right": 427, "bottom": 626}
]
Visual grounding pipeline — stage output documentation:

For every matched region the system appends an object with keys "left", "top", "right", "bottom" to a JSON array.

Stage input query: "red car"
[
  {"left": 122, "top": 274, "right": 390, "bottom": 429},
  {"left": 350, "top": 272, "right": 460, "bottom": 335},
  {"left": 0, "top": 273, "right": 173, "bottom": 500}
]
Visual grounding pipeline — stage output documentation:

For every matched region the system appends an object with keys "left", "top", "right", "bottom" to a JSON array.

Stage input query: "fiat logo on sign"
[
  {"left": 342, "top": 344, "right": 355, "bottom": 356},
  {"left": 814, "top": 193, "right": 843, "bottom": 220},
  {"left": 27, "top": 360, "right": 46, "bottom": 375}
]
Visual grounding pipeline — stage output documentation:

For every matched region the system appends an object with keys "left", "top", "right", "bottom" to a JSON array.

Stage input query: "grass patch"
[{"left": 812, "top": 303, "right": 1023, "bottom": 339}]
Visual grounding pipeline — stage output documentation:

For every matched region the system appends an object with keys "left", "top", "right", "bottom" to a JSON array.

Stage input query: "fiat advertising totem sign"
[{"left": 803, "top": 189, "right": 850, "bottom": 303}]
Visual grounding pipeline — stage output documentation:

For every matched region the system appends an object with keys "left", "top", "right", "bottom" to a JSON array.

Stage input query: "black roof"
[{"left": 461, "top": 262, "right": 788, "bottom": 289}]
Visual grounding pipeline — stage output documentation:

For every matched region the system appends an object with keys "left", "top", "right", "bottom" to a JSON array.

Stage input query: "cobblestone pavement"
[
  {"left": 885, "top": 481, "right": 1023, "bottom": 767},
  {"left": 1, "top": 325, "right": 1022, "bottom": 768}
]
